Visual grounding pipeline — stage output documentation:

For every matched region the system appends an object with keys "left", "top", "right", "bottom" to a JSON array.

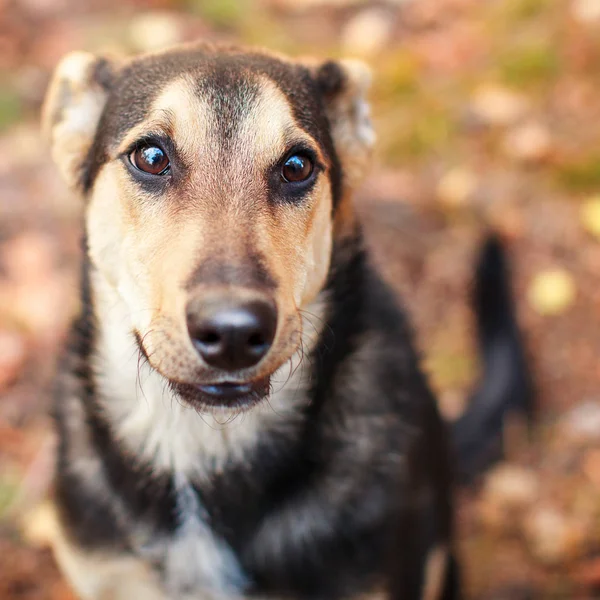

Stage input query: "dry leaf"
[{"left": 527, "top": 269, "right": 576, "bottom": 316}]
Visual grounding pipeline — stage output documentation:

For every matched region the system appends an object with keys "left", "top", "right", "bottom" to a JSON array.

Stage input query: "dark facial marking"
[{"left": 195, "top": 60, "right": 260, "bottom": 152}]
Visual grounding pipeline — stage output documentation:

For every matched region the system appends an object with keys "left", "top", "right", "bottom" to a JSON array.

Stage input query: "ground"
[{"left": 1, "top": 0, "right": 600, "bottom": 598}]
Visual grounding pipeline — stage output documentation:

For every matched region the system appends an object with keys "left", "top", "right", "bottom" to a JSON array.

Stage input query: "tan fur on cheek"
[
  {"left": 144, "top": 216, "right": 206, "bottom": 341},
  {"left": 264, "top": 180, "right": 333, "bottom": 312},
  {"left": 86, "top": 165, "right": 186, "bottom": 337},
  {"left": 299, "top": 182, "right": 333, "bottom": 307},
  {"left": 86, "top": 166, "right": 129, "bottom": 291}
]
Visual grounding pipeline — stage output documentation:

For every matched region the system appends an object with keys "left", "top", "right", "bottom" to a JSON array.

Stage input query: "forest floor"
[{"left": 2, "top": 0, "right": 600, "bottom": 597}]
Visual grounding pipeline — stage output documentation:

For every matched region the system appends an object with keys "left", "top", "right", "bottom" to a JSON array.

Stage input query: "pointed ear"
[
  {"left": 312, "top": 58, "right": 375, "bottom": 191},
  {"left": 42, "top": 51, "right": 116, "bottom": 191}
]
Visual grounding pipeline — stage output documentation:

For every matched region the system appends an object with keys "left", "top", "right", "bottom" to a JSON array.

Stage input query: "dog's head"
[{"left": 43, "top": 43, "right": 374, "bottom": 409}]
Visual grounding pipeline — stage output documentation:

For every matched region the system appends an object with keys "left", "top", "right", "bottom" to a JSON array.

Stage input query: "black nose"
[{"left": 187, "top": 300, "right": 277, "bottom": 371}]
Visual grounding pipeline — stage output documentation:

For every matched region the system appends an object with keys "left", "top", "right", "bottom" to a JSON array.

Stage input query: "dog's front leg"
[{"left": 43, "top": 502, "right": 166, "bottom": 600}]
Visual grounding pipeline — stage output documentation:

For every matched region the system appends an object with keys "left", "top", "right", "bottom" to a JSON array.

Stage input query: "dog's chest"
[
  {"left": 146, "top": 473, "right": 248, "bottom": 599},
  {"left": 106, "top": 358, "right": 311, "bottom": 597}
]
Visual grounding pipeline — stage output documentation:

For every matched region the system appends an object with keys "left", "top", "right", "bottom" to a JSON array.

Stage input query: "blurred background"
[{"left": 1, "top": 0, "right": 600, "bottom": 597}]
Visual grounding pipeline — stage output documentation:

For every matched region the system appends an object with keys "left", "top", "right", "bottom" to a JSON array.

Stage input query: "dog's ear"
[
  {"left": 42, "top": 52, "right": 115, "bottom": 191},
  {"left": 312, "top": 59, "right": 375, "bottom": 191}
]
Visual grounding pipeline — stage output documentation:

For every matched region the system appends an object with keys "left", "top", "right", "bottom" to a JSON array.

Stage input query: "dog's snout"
[{"left": 187, "top": 299, "right": 277, "bottom": 371}]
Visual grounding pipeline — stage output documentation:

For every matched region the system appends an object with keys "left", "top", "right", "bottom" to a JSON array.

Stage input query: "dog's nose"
[{"left": 187, "top": 300, "right": 277, "bottom": 371}]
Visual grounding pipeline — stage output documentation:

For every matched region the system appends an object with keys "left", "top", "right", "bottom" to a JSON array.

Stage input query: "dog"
[{"left": 41, "top": 41, "right": 532, "bottom": 600}]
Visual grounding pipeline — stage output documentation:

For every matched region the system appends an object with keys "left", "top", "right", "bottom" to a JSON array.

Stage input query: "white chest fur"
[{"left": 157, "top": 472, "right": 248, "bottom": 598}]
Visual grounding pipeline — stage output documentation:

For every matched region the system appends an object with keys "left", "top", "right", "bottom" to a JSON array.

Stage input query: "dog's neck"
[{"left": 86, "top": 260, "right": 326, "bottom": 480}]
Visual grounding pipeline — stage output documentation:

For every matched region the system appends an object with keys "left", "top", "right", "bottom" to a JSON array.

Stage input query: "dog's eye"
[
  {"left": 130, "top": 144, "right": 170, "bottom": 176},
  {"left": 281, "top": 154, "right": 313, "bottom": 183}
]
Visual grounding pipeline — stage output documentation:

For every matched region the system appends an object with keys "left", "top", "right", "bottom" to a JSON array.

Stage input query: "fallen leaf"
[
  {"left": 436, "top": 166, "right": 478, "bottom": 207},
  {"left": 582, "top": 449, "right": 600, "bottom": 489},
  {"left": 129, "top": 12, "right": 183, "bottom": 52},
  {"left": 470, "top": 84, "right": 529, "bottom": 126},
  {"left": 561, "top": 401, "right": 600, "bottom": 444},
  {"left": 525, "top": 506, "right": 584, "bottom": 566},
  {"left": 341, "top": 9, "right": 394, "bottom": 57},
  {"left": 0, "top": 330, "right": 27, "bottom": 391},
  {"left": 572, "top": 0, "right": 600, "bottom": 23},
  {"left": 580, "top": 196, "right": 600, "bottom": 240},
  {"left": 503, "top": 122, "right": 552, "bottom": 163},
  {"left": 575, "top": 556, "right": 600, "bottom": 587},
  {"left": 483, "top": 464, "right": 540, "bottom": 511},
  {"left": 527, "top": 269, "right": 576, "bottom": 316}
]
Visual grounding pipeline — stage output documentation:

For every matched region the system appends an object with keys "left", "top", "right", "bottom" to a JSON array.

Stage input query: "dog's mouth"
[
  {"left": 133, "top": 331, "right": 293, "bottom": 411},
  {"left": 171, "top": 376, "right": 271, "bottom": 410}
]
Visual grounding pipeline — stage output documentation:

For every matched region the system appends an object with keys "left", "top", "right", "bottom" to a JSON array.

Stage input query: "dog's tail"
[{"left": 452, "top": 234, "right": 534, "bottom": 483}]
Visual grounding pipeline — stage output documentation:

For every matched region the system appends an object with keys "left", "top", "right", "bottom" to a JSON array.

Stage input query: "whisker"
[
  {"left": 299, "top": 307, "right": 333, "bottom": 352},
  {"left": 271, "top": 353, "right": 296, "bottom": 396}
]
